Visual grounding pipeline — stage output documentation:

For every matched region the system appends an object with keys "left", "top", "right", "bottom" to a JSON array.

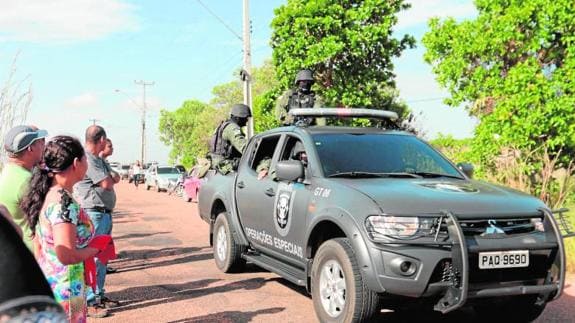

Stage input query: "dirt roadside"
[{"left": 91, "top": 182, "right": 575, "bottom": 323}]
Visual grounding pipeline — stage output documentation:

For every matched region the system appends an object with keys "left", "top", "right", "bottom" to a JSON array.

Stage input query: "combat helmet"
[
  {"left": 230, "top": 103, "right": 251, "bottom": 118},
  {"left": 294, "top": 69, "right": 314, "bottom": 85}
]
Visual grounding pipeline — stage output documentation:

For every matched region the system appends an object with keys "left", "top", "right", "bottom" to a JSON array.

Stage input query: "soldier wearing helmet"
[
  {"left": 208, "top": 103, "right": 251, "bottom": 174},
  {"left": 276, "top": 69, "right": 324, "bottom": 126}
]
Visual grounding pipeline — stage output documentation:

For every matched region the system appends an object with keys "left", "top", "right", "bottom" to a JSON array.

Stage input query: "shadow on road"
[
  {"left": 108, "top": 277, "right": 272, "bottom": 314},
  {"left": 166, "top": 307, "right": 285, "bottom": 323},
  {"left": 114, "top": 231, "right": 172, "bottom": 241},
  {"left": 111, "top": 246, "right": 213, "bottom": 273}
]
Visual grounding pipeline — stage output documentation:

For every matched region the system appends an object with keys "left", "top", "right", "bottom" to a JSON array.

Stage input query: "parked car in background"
[
  {"left": 145, "top": 165, "right": 182, "bottom": 192},
  {"left": 182, "top": 166, "right": 206, "bottom": 202},
  {"left": 119, "top": 164, "right": 130, "bottom": 180}
]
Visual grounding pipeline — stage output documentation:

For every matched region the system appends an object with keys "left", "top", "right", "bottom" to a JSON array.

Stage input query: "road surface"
[{"left": 92, "top": 182, "right": 575, "bottom": 322}]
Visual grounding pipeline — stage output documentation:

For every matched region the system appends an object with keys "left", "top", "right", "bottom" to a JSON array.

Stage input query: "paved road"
[{"left": 93, "top": 182, "right": 575, "bottom": 323}]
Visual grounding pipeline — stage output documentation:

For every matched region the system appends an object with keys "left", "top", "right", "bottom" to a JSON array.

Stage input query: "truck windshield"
[{"left": 312, "top": 133, "right": 462, "bottom": 179}]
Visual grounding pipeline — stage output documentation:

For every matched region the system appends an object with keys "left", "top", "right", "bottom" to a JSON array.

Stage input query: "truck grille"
[{"left": 458, "top": 218, "right": 538, "bottom": 236}]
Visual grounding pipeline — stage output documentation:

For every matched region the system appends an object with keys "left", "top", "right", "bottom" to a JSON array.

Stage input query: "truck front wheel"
[
  {"left": 311, "top": 238, "right": 379, "bottom": 323},
  {"left": 213, "top": 212, "right": 246, "bottom": 273}
]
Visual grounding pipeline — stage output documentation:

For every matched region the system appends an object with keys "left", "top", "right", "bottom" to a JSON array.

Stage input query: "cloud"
[
  {"left": 396, "top": 0, "right": 476, "bottom": 31},
  {"left": 0, "top": 0, "right": 138, "bottom": 43},
  {"left": 64, "top": 92, "right": 99, "bottom": 109}
]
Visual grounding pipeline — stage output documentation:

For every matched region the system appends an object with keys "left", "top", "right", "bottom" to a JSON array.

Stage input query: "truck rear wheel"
[
  {"left": 473, "top": 295, "right": 546, "bottom": 322},
  {"left": 213, "top": 212, "right": 246, "bottom": 273},
  {"left": 311, "top": 238, "right": 379, "bottom": 323}
]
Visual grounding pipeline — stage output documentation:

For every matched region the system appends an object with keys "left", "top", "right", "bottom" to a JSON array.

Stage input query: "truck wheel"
[
  {"left": 311, "top": 238, "right": 379, "bottom": 323},
  {"left": 473, "top": 295, "right": 546, "bottom": 322},
  {"left": 146, "top": 183, "right": 151, "bottom": 190},
  {"left": 213, "top": 212, "right": 246, "bottom": 273},
  {"left": 156, "top": 182, "right": 161, "bottom": 192}
]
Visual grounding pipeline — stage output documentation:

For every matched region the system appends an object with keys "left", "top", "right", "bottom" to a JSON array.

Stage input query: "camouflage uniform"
[
  {"left": 211, "top": 121, "right": 247, "bottom": 175},
  {"left": 275, "top": 89, "right": 325, "bottom": 126}
]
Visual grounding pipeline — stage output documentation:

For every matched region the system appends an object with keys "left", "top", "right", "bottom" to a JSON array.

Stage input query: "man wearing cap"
[
  {"left": 0, "top": 125, "right": 47, "bottom": 249},
  {"left": 73, "top": 125, "right": 118, "bottom": 315}
]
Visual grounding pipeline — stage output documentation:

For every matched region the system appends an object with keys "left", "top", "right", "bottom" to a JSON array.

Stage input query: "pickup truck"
[{"left": 198, "top": 108, "right": 571, "bottom": 323}]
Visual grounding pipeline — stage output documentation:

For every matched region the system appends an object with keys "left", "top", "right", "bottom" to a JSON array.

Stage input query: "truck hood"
[{"left": 336, "top": 178, "right": 546, "bottom": 217}]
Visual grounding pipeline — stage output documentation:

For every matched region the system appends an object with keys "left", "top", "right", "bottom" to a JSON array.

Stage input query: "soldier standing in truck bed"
[
  {"left": 276, "top": 69, "right": 325, "bottom": 126},
  {"left": 209, "top": 104, "right": 251, "bottom": 175}
]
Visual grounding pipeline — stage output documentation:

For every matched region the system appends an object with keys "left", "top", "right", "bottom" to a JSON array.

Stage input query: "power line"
[{"left": 195, "top": 0, "right": 242, "bottom": 41}]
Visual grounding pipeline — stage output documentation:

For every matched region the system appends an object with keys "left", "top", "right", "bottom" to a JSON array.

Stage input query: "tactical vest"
[
  {"left": 287, "top": 90, "right": 315, "bottom": 111},
  {"left": 209, "top": 120, "right": 232, "bottom": 158},
  {"left": 209, "top": 121, "right": 242, "bottom": 159},
  {"left": 287, "top": 90, "right": 316, "bottom": 126}
]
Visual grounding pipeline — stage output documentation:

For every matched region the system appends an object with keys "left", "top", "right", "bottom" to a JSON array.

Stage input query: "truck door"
[
  {"left": 235, "top": 134, "right": 282, "bottom": 255},
  {"left": 270, "top": 136, "right": 311, "bottom": 265}
]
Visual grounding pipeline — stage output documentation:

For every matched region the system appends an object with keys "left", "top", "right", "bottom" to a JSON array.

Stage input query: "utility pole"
[
  {"left": 89, "top": 118, "right": 99, "bottom": 125},
  {"left": 134, "top": 80, "right": 154, "bottom": 165},
  {"left": 242, "top": 0, "right": 253, "bottom": 138}
]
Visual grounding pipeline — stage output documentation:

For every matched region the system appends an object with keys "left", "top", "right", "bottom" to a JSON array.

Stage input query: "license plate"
[{"left": 478, "top": 250, "right": 529, "bottom": 269}]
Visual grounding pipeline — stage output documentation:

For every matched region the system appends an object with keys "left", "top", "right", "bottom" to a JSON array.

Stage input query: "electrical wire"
[{"left": 195, "top": 0, "right": 242, "bottom": 41}]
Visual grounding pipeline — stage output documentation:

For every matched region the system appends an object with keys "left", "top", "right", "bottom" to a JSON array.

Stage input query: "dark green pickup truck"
[{"left": 198, "top": 108, "right": 571, "bottom": 323}]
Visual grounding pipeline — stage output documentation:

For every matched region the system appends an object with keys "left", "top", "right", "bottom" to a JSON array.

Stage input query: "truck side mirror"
[
  {"left": 457, "top": 162, "right": 474, "bottom": 178},
  {"left": 276, "top": 160, "right": 304, "bottom": 182}
]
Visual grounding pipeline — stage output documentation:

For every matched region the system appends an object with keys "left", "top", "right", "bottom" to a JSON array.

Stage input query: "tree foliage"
[
  {"left": 423, "top": 0, "right": 575, "bottom": 166},
  {"left": 270, "top": 0, "right": 415, "bottom": 115},
  {"left": 158, "top": 61, "right": 280, "bottom": 167},
  {"left": 158, "top": 100, "right": 220, "bottom": 167}
]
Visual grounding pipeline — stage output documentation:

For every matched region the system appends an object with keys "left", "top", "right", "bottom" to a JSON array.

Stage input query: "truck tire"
[
  {"left": 156, "top": 182, "right": 161, "bottom": 192},
  {"left": 473, "top": 295, "right": 546, "bottom": 322},
  {"left": 213, "top": 212, "right": 246, "bottom": 273},
  {"left": 311, "top": 238, "right": 379, "bottom": 323}
]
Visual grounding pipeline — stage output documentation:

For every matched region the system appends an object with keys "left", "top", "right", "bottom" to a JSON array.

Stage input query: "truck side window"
[
  {"left": 280, "top": 137, "right": 306, "bottom": 164},
  {"left": 250, "top": 135, "right": 280, "bottom": 171}
]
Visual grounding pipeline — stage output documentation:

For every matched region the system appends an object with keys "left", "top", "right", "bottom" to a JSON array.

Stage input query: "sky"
[{"left": 0, "top": 0, "right": 478, "bottom": 164}]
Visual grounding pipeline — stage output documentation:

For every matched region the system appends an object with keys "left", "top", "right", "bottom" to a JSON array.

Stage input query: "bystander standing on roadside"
[
  {"left": 100, "top": 139, "right": 121, "bottom": 184},
  {"left": 0, "top": 125, "right": 47, "bottom": 249},
  {"left": 99, "top": 138, "right": 120, "bottom": 275},
  {"left": 0, "top": 204, "right": 66, "bottom": 322},
  {"left": 131, "top": 160, "right": 142, "bottom": 188},
  {"left": 73, "top": 125, "right": 119, "bottom": 317},
  {"left": 19, "top": 135, "right": 106, "bottom": 321}
]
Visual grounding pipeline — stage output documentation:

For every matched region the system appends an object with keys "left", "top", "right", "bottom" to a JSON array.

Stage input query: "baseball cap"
[{"left": 4, "top": 125, "right": 48, "bottom": 154}]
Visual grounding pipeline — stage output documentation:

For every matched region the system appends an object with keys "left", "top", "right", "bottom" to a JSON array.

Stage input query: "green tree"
[
  {"left": 423, "top": 0, "right": 575, "bottom": 166},
  {"left": 159, "top": 100, "right": 222, "bottom": 167},
  {"left": 158, "top": 61, "right": 280, "bottom": 167},
  {"left": 270, "top": 0, "right": 415, "bottom": 115}
]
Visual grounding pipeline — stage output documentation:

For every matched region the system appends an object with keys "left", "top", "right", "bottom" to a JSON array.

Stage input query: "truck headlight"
[{"left": 365, "top": 216, "right": 436, "bottom": 240}]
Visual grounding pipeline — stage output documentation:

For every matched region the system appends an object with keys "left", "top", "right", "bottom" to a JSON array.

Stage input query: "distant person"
[
  {"left": 19, "top": 135, "right": 106, "bottom": 321},
  {"left": 73, "top": 125, "right": 119, "bottom": 316},
  {"left": 0, "top": 204, "right": 66, "bottom": 322},
  {"left": 209, "top": 104, "right": 250, "bottom": 175},
  {"left": 131, "top": 160, "right": 142, "bottom": 188},
  {"left": 275, "top": 69, "right": 324, "bottom": 126},
  {"left": 0, "top": 125, "right": 47, "bottom": 249}
]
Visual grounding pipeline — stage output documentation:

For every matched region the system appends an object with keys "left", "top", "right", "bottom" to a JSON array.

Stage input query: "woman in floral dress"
[{"left": 21, "top": 136, "right": 99, "bottom": 322}]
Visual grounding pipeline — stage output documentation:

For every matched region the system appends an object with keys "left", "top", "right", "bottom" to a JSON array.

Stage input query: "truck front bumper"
[{"left": 371, "top": 209, "right": 567, "bottom": 313}]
